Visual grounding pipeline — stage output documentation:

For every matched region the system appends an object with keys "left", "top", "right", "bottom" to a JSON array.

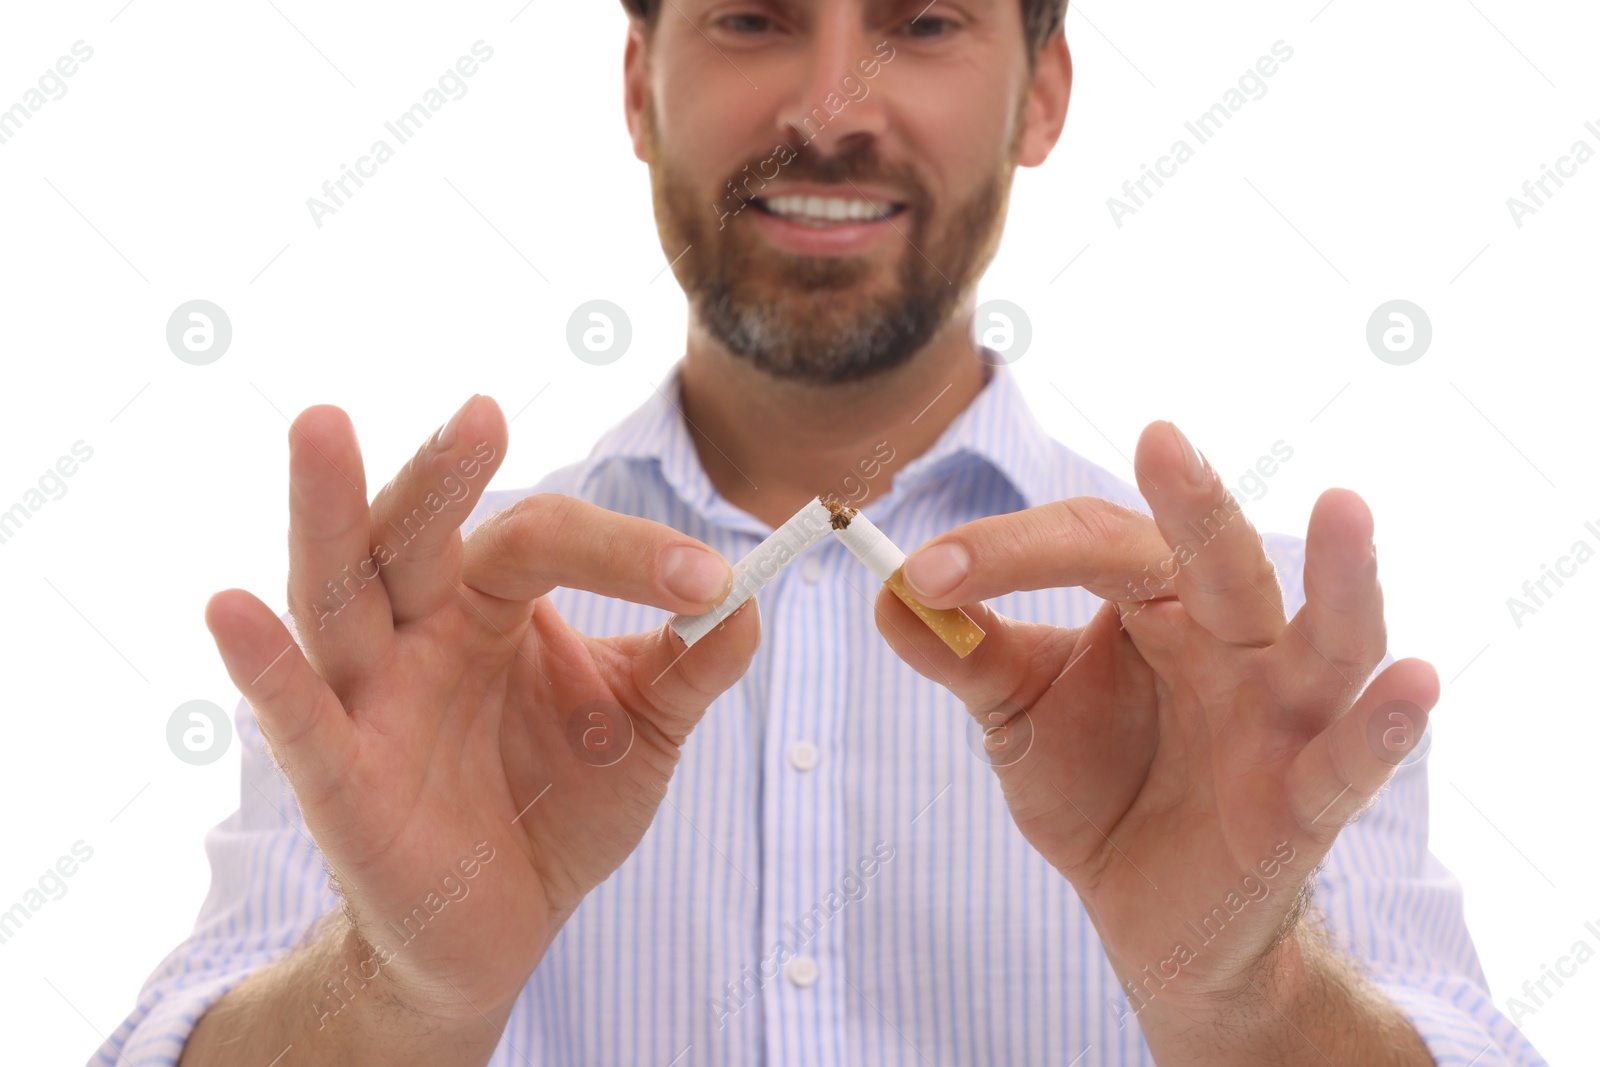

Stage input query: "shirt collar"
[{"left": 578, "top": 351, "right": 1058, "bottom": 534}]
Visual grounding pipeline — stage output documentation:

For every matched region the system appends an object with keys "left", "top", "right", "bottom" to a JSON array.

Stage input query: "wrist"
[
  {"left": 315, "top": 917, "right": 511, "bottom": 1056},
  {"left": 180, "top": 913, "right": 512, "bottom": 1067},
  {"left": 1129, "top": 919, "right": 1320, "bottom": 1064}
]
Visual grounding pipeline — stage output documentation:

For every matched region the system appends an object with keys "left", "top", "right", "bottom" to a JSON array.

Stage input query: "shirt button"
[
  {"left": 787, "top": 740, "right": 820, "bottom": 772},
  {"left": 785, "top": 956, "right": 820, "bottom": 987},
  {"left": 800, "top": 555, "right": 824, "bottom": 583}
]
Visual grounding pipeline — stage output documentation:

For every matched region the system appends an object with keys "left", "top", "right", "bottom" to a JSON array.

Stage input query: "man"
[{"left": 96, "top": 1, "right": 1545, "bottom": 1064}]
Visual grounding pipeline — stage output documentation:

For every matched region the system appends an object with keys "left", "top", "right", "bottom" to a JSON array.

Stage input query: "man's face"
[{"left": 630, "top": 1, "right": 1046, "bottom": 385}]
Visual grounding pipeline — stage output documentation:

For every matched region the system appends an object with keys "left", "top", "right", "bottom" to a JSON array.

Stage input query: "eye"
[
  {"left": 904, "top": 14, "right": 958, "bottom": 38},
  {"left": 717, "top": 12, "right": 775, "bottom": 34}
]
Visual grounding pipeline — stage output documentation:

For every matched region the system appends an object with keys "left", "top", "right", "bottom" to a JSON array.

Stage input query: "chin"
[{"left": 698, "top": 282, "right": 941, "bottom": 387}]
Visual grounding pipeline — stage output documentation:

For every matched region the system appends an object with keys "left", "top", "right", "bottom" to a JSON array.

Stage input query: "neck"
[{"left": 676, "top": 313, "right": 989, "bottom": 530}]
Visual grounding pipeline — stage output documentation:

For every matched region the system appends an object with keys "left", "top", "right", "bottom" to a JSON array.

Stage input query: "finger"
[
  {"left": 898, "top": 497, "right": 1179, "bottom": 608},
  {"left": 205, "top": 588, "right": 356, "bottom": 808},
  {"left": 1286, "top": 656, "right": 1438, "bottom": 841},
  {"left": 606, "top": 599, "right": 763, "bottom": 746},
  {"left": 462, "top": 493, "right": 734, "bottom": 632},
  {"left": 285, "top": 405, "right": 392, "bottom": 691},
  {"left": 369, "top": 394, "right": 507, "bottom": 625},
  {"left": 868, "top": 584, "right": 1077, "bottom": 722},
  {"left": 1275, "top": 488, "right": 1387, "bottom": 709},
  {"left": 1132, "top": 421, "right": 1284, "bottom": 646}
]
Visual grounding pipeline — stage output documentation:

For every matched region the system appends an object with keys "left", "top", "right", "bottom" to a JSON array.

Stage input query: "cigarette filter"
[
  {"left": 826, "top": 503, "right": 986, "bottom": 658},
  {"left": 668, "top": 496, "right": 834, "bottom": 647}
]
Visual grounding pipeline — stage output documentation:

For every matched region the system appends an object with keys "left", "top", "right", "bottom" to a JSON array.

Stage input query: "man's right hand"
[{"left": 193, "top": 394, "right": 757, "bottom": 1056}]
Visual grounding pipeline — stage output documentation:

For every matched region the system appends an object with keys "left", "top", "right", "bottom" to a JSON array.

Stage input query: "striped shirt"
[{"left": 93, "top": 358, "right": 1548, "bottom": 1066}]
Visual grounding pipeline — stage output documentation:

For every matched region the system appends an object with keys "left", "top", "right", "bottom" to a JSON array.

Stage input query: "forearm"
[
  {"left": 179, "top": 913, "right": 507, "bottom": 1067},
  {"left": 1136, "top": 920, "right": 1435, "bottom": 1066}
]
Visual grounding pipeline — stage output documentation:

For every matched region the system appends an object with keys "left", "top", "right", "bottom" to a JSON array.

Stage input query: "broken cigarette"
[
  {"left": 667, "top": 495, "right": 986, "bottom": 658},
  {"left": 668, "top": 496, "right": 835, "bottom": 647},
  {"left": 825, "top": 502, "right": 986, "bottom": 658}
]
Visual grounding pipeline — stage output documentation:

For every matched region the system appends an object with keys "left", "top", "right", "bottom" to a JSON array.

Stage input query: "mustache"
[{"left": 720, "top": 138, "right": 925, "bottom": 208}]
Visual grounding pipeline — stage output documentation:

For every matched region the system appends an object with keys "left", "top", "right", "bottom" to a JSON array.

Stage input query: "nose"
[{"left": 773, "top": 8, "right": 889, "bottom": 157}]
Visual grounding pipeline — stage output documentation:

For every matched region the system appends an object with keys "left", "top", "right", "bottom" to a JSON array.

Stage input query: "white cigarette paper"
[
  {"left": 829, "top": 503, "right": 986, "bottom": 659},
  {"left": 827, "top": 508, "right": 906, "bottom": 582},
  {"left": 668, "top": 496, "right": 834, "bottom": 647}
]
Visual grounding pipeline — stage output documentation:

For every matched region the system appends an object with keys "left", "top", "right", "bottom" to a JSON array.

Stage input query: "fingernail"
[
  {"left": 905, "top": 542, "right": 969, "bottom": 599},
  {"left": 662, "top": 546, "right": 731, "bottom": 604},
  {"left": 436, "top": 394, "right": 478, "bottom": 450},
  {"left": 1169, "top": 422, "right": 1206, "bottom": 486}
]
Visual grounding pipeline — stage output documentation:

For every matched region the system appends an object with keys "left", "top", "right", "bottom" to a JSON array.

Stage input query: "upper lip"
[{"left": 751, "top": 183, "right": 907, "bottom": 205}]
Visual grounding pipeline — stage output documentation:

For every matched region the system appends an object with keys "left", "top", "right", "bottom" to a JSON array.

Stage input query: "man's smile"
[{"left": 744, "top": 183, "right": 911, "bottom": 256}]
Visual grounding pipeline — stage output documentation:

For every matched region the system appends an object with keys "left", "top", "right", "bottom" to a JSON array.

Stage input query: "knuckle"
[
  {"left": 1059, "top": 496, "right": 1117, "bottom": 537},
  {"left": 596, "top": 520, "right": 635, "bottom": 577},
  {"left": 525, "top": 492, "right": 583, "bottom": 543},
  {"left": 996, "top": 506, "right": 1055, "bottom": 558},
  {"left": 485, "top": 492, "right": 591, "bottom": 567},
  {"left": 498, "top": 491, "right": 562, "bottom": 537},
  {"left": 293, "top": 506, "right": 368, "bottom": 548},
  {"left": 1055, "top": 497, "right": 1138, "bottom": 556}
]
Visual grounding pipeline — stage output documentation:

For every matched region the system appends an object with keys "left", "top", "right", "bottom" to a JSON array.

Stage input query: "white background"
[{"left": 0, "top": 0, "right": 1594, "bottom": 1063}]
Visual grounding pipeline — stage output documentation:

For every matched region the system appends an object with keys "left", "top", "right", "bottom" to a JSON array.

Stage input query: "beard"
[{"left": 642, "top": 100, "right": 1024, "bottom": 386}]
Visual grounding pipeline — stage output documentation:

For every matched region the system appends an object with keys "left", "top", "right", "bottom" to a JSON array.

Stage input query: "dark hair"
[{"left": 617, "top": 1, "right": 1067, "bottom": 65}]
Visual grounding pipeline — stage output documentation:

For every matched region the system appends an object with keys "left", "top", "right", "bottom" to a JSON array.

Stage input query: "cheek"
[
  {"left": 889, "top": 78, "right": 1018, "bottom": 199},
  {"left": 653, "top": 42, "right": 778, "bottom": 171}
]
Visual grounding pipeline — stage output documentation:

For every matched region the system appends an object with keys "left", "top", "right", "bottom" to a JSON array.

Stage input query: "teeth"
[{"left": 761, "top": 195, "right": 894, "bottom": 223}]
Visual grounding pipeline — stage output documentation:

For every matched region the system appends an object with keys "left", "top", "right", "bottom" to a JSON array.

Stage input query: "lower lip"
[{"left": 748, "top": 204, "right": 905, "bottom": 256}]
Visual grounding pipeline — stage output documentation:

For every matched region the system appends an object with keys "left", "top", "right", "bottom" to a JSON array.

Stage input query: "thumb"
[
  {"left": 870, "top": 587, "right": 1078, "bottom": 721},
  {"left": 608, "top": 599, "right": 762, "bottom": 745}
]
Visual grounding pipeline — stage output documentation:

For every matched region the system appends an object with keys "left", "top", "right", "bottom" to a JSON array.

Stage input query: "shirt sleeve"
[
  {"left": 88, "top": 611, "right": 339, "bottom": 1067},
  {"left": 1265, "top": 534, "right": 1550, "bottom": 1067}
]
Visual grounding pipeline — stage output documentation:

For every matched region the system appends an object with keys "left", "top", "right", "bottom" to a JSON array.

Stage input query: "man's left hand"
[{"left": 876, "top": 420, "right": 1438, "bottom": 1061}]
